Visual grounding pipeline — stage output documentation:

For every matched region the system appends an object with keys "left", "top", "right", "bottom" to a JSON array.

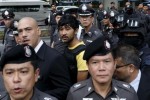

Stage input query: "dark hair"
[
  {"left": 51, "top": 3, "right": 56, "bottom": 7},
  {"left": 110, "top": 2, "right": 115, "bottom": 4},
  {"left": 114, "top": 44, "right": 141, "bottom": 68},
  {"left": 58, "top": 15, "right": 79, "bottom": 30}
]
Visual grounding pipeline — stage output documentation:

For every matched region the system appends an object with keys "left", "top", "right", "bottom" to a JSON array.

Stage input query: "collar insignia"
[{"left": 74, "top": 84, "right": 81, "bottom": 88}]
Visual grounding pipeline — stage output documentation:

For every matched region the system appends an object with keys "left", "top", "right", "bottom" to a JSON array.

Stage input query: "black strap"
[{"left": 71, "top": 44, "right": 86, "bottom": 55}]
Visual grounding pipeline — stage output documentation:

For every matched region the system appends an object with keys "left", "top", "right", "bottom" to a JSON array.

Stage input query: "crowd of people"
[{"left": 0, "top": 1, "right": 150, "bottom": 100}]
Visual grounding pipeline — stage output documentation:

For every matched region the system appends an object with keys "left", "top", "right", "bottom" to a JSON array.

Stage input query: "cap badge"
[
  {"left": 24, "top": 46, "right": 32, "bottom": 57},
  {"left": 4, "top": 10, "right": 9, "bottom": 16},
  {"left": 110, "top": 11, "right": 115, "bottom": 17},
  {"left": 82, "top": 4, "right": 87, "bottom": 11},
  {"left": 104, "top": 40, "right": 110, "bottom": 50},
  {"left": 103, "top": 10, "right": 107, "bottom": 15},
  {"left": 14, "top": 21, "right": 18, "bottom": 28}
]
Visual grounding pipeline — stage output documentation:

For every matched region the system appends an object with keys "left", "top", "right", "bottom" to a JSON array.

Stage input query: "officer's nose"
[
  {"left": 98, "top": 62, "right": 105, "bottom": 71},
  {"left": 13, "top": 72, "right": 21, "bottom": 83}
]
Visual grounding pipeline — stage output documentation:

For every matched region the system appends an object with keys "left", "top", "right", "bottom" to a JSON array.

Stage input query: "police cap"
[
  {"left": 55, "top": 10, "right": 64, "bottom": 17},
  {"left": 83, "top": 36, "right": 112, "bottom": 61},
  {"left": 64, "top": 7, "right": 78, "bottom": 15},
  {"left": 78, "top": 4, "right": 95, "bottom": 16},
  {"left": 125, "top": 5, "right": 133, "bottom": 11},
  {"left": 0, "top": 45, "right": 39, "bottom": 70},
  {"left": 120, "top": 18, "right": 146, "bottom": 37},
  {"left": 103, "top": 10, "right": 110, "bottom": 19},
  {"left": 2, "top": 9, "right": 15, "bottom": 19}
]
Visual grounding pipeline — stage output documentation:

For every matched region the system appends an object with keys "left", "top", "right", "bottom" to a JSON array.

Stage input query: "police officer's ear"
[{"left": 35, "top": 68, "right": 40, "bottom": 82}]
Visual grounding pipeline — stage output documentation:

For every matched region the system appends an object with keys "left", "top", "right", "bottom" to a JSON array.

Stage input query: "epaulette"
[
  {"left": 0, "top": 91, "right": 7, "bottom": 99},
  {"left": 114, "top": 80, "right": 135, "bottom": 93},
  {"left": 70, "top": 80, "right": 87, "bottom": 92},
  {"left": 34, "top": 88, "right": 58, "bottom": 100}
]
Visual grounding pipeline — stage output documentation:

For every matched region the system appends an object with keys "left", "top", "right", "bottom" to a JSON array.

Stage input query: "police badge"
[{"left": 24, "top": 46, "right": 32, "bottom": 57}]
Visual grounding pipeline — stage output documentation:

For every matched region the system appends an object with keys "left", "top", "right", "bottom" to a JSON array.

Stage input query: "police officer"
[
  {"left": 99, "top": 11, "right": 119, "bottom": 48},
  {"left": 0, "top": 45, "right": 58, "bottom": 100},
  {"left": 2, "top": 9, "right": 17, "bottom": 53},
  {"left": 96, "top": 2, "right": 106, "bottom": 29},
  {"left": 66, "top": 36, "right": 138, "bottom": 100},
  {"left": 78, "top": 4, "right": 103, "bottom": 45},
  {"left": 119, "top": 18, "right": 150, "bottom": 70},
  {"left": 45, "top": 4, "right": 57, "bottom": 45}
]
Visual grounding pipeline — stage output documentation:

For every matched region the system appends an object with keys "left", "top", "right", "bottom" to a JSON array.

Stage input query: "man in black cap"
[
  {"left": 78, "top": 4, "right": 103, "bottom": 45},
  {"left": 119, "top": 18, "right": 150, "bottom": 70},
  {"left": 0, "top": 45, "right": 57, "bottom": 100},
  {"left": 66, "top": 36, "right": 138, "bottom": 100},
  {"left": 2, "top": 9, "right": 17, "bottom": 53}
]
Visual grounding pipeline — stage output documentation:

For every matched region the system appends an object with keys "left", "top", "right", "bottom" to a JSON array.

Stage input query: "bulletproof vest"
[{"left": 64, "top": 44, "right": 85, "bottom": 84}]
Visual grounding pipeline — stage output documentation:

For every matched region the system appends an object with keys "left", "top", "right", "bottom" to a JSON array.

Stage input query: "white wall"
[{"left": 104, "top": 0, "right": 118, "bottom": 10}]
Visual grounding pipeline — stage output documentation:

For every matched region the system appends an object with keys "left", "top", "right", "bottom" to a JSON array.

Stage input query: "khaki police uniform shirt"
[
  {"left": 0, "top": 88, "right": 58, "bottom": 100},
  {"left": 67, "top": 78, "right": 138, "bottom": 100}
]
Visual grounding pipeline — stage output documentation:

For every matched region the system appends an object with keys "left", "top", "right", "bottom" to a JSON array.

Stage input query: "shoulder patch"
[
  {"left": 71, "top": 81, "right": 87, "bottom": 92},
  {"left": 115, "top": 80, "right": 135, "bottom": 93}
]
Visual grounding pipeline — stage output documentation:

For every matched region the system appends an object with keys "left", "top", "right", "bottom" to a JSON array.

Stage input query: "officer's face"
[
  {"left": 143, "top": 6, "right": 148, "bottom": 11},
  {"left": 59, "top": 25, "right": 77, "bottom": 43},
  {"left": 2, "top": 61, "right": 39, "bottom": 100},
  {"left": 51, "top": 5, "right": 56, "bottom": 11},
  {"left": 102, "top": 18, "right": 110, "bottom": 25},
  {"left": 79, "top": 15, "right": 94, "bottom": 28},
  {"left": 99, "top": 4, "right": 103, "bottom": 9},
  {"left": 138, "top": 4, "right": 143, "bottom": 9},
  {"left": 87, "top": 53, "right": 116, "bottom": 84},
  {"left": 3, "top": 18, "right": 13, "bottom": 28},
  {"left": 18, "top": 17, "right": 41, "bottom": 48},
  {"left": 114, "top": 57, "right": 132, "bottom": 83}
]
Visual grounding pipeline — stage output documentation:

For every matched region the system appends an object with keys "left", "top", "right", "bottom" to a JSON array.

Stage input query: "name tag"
[
  {"left": 83, "top": 98, "right": 93, "bottom": 100},
  {"left": 111, "top": 98, "right": 126, "bottom": 100}
]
